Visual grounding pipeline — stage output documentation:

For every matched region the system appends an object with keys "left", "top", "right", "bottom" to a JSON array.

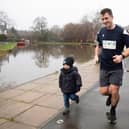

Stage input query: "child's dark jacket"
[{"left": 59, "top": 67, "right": 82, "bottom": 94}]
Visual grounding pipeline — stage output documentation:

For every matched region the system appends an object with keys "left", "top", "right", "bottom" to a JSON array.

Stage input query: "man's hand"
[
  {"left": 113, "top": 55, "right": 123, "bottom": 63},
  {"left": 94, "top": 55, "right": 99, "bottom": 64}
]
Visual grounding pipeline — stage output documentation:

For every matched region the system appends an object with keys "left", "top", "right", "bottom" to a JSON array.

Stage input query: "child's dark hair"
[{"left": 100, "top": 8, "right": 113, "bottom": 16}]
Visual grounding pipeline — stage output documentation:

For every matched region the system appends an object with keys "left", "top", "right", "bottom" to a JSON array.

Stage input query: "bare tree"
[
  {"left": 62, "top": 23, "right": 78, "bottom": 42},
  {"left": 61, "top": 13, "right": 102, "bottom": 43},
  {"left": 50, "top": 25, "right": 63, "bottom": 41},
  {"left": 32, "top": 16, "right": 47, "bottom": 32},
  {"left": 7, "top": 27, "right": 19, "bottom": 41},
  {"left": 31, "top": 16, "right": 48, "bottom": 41},
  {"left": 0, "top": 11, "right": 13, "bottom": 34},
  {"left": 51, "top": 25, "right": 62, "bottom": 37},
  {"left": 91, "top": 12, "right": 102, "bottom": 40}
]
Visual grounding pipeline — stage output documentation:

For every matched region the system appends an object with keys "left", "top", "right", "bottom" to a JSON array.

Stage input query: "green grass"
[{"left": 0, "top": 42, "right": 17, "bottom": 51}]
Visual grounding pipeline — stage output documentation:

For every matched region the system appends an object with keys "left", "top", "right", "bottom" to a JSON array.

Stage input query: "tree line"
[{"left": 0, "top": 11, "right": 102, "bottom": 43}]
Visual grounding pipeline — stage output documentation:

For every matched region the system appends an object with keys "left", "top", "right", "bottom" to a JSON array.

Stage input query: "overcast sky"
[{"left": 1, "top": 0, "right": 129, "bottom": 30}]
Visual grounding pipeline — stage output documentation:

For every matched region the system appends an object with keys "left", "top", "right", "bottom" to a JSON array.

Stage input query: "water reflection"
[
  {"left": 32, "top": 44, "right": 94, "bottom": 68},
  {"left": 0, "top": 44, "right": 94, "bottom": 90}
]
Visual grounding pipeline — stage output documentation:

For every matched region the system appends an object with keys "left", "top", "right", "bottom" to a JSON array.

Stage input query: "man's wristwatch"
[{"left": 122, "top": 54, "right": 126, "bottom": 59}]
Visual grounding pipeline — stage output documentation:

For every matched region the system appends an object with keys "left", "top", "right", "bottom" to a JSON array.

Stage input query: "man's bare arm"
[
  {"left": 113, "top": 48, "right": 129, "bottom": 63},
  {"left": 94, "top": 45, "right": 102, "bottom": 63}
]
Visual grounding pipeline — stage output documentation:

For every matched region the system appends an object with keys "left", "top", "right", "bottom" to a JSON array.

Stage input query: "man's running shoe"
[{"left": 106, "top": 112, "right": 116, "bottom": 122}]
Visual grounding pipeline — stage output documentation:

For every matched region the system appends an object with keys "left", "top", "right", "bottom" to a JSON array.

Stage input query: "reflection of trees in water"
[
  {"left": 33, "top": 44, "right": 94, "bottom": 67},
  {"left": 33, "top": 45, "right": 63, "bottom": 67},
  {"left": 0, "top": 44, "right": 94, "bottom": 68},
  {"left": 34, "top": 48, "right": 49, "bottom": 68},
  {"left": 48, "top": 45, "right": 63, "bottom": 58},
  {"left": 0, "top": 53, "right": 10, "bottom": 72},
  {"left": 0, "top": 45, "right": 94, "bottom": 91},
  {"left": 60, "top": 45, "right": 94, "bottom": 63}
]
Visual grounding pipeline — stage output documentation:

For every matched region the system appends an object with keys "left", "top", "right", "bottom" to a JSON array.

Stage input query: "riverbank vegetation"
[{"left": 0, "top": 42, "right": 16, "bottom": 51}]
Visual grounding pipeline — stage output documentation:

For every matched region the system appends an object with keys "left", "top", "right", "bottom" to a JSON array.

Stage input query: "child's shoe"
[
  {"left": 62, "top": 108, "right": 70, "bottom": 115},
  {"left": 76, "top": 96, "right": 80, "bottom": 104}
]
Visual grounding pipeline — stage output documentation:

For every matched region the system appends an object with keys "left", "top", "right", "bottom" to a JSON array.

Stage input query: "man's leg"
[
  {"left": 100, "top": 69, "right": 111, "bottom": 104},
  {"left": 106, "top": 69, "right": 123, "bottom": 122},
  {"left": 107, "top": 85, "right": 120, "bottom": 121},
  {"left": 100, "top": 87, "right": 110, "bottom": 96},
  {"left": 100, "top": 86, "right": 112, "bottom": 106},
  {"left": 110, "top": 85, "right": 120, "bottom": 107}
]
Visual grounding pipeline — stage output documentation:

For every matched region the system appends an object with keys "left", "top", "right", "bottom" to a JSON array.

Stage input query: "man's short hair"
[{"left": 100, "top": 8, "right": 113, "bottom": 16}]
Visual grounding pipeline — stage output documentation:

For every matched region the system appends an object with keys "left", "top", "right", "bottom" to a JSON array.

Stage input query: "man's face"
[{"left": 101, "top": 13, "right": 113, "bottom": 29}]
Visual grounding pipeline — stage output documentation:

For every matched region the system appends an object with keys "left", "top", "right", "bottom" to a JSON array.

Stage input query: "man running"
[{"left": 95, "top": 8, "right": 129, "bottom": 122}]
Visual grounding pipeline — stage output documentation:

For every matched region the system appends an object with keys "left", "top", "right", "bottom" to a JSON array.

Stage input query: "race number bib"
[{"left": 102, "top": 40, "right": 116, "bottom": 49}]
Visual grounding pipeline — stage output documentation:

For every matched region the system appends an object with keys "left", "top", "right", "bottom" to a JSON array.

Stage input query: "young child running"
[{"left": 59, "top": 57, "right": 82, "bottom": 115}]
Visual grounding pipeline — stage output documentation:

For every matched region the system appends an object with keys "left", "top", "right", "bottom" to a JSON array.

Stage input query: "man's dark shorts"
[{"left": 100, "top": 69, "right": 123, "bottom": 87}]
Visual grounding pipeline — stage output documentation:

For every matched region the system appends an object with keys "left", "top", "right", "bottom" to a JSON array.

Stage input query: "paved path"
[
  {"left": 41, "top": 71, "right": 129, "bottom": 129},
  {"left": 0, "top": 60, "right": 99, "bottom": 129}
]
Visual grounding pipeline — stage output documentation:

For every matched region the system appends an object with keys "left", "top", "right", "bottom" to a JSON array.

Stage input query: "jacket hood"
[{"left": 61, "top": 66, "right": 78, "bottom": 74}]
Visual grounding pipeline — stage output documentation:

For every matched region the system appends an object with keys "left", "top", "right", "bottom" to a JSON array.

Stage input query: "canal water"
[{"left": 0, "top": 44, "right": 94, "bottom": 91}]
